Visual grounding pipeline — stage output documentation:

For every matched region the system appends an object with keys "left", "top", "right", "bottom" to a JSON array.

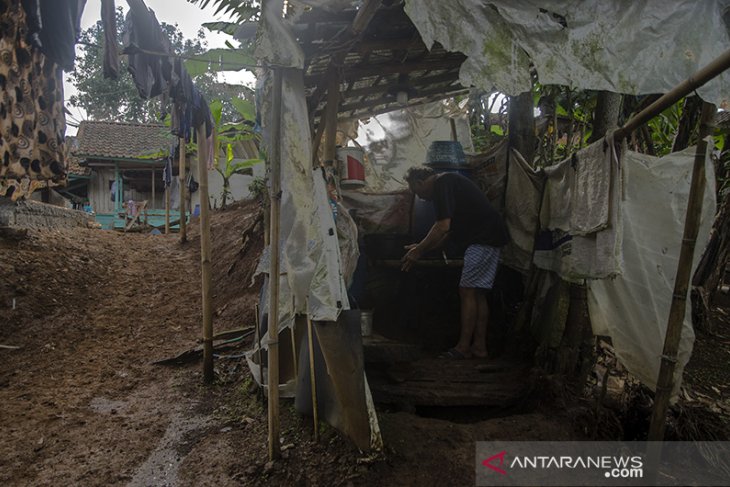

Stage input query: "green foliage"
[
  {"left": 469, "top": 91, "right": 508, "bottom": 153},
  {"left": 186, "top": 0, "right": 260, "bottom": 23},
  {"left": 647, "top": 101, "right": 683, "bottom": 157},
  {"left": 67, "top": 8, "right": 240, "bottom": 123},
  {"left": 211, "top": 95, "right": 262, "bottom": 207},
  {"left": 184, "top": 47, "right": 256, "bottom": 76}
]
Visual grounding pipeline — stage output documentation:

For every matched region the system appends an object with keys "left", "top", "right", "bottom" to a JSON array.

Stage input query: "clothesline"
[{"left": 77, "top": 40, "right": 270, "bottom": 70}]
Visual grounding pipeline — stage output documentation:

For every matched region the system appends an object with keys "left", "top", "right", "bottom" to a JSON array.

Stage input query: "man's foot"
[
  {"left": 470, "top": 347, "right": 488, "bottom": 359},
  {"left": 438, "top": 347, "right": 471, "bottom": 360}
]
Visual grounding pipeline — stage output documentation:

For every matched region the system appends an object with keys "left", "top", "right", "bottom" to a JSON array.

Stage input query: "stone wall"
[{"left": 0, "top": 199, "right": 94, "bottom": 230}]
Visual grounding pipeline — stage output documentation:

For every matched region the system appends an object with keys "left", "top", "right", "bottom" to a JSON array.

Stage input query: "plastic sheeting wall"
[
  {"left": 355, "top": 100, "right": 474, "bottom": 192},
  {"left": 587, "top": 145, "right": 717, "bottom": 399},
  {"left": 256, "top": 1, "right": 349, "bottom": 329},
  {"left": 404, "top": 0, "right": 730, "bottom": 108}
]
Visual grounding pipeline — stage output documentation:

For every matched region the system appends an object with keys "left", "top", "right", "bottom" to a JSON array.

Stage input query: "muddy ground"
[{"left": 1, "top": 200, "right": 728, "bottom": 486}]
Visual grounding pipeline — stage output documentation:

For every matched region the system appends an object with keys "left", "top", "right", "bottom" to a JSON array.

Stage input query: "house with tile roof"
[
  {"left": 72, "top": 121, "right": 174, "bottom": 229},
  {"left": 71, "top": 121, "right": 261, "bottom": 230}
]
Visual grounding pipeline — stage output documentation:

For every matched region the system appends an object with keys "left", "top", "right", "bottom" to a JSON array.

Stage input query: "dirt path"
[{"left": 0, "top": 228, "right": 205, "bottom": 485}]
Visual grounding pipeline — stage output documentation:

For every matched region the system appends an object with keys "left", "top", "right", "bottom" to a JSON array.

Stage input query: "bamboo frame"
[
  {"left": 197, "top": 126, "right": 214, "bottom": 384},
  {"left": 615, "top": 47, "right": 730, "bottom": 141},
  {"left": 164, "top": 185, "right": 170, "bottom": 234},
  {"left": 267, "top": 67, "right": 284, "bottom": 462},
  {"left": 648, "top": 102, "right": 716, "bottom": 441},
  {"left": 179, "top": 137, "right": 187, "bottom": 243},
  {"left": 307, "top": 317, "right": 320, "bottom": 442}
]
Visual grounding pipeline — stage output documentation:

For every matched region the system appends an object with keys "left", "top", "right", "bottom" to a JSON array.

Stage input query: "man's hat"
[{"left": 425, "top": 140, "right": 466, "bottom": 167}]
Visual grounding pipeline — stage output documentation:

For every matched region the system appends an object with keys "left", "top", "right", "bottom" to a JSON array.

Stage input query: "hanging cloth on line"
[
  {"left": 101, "top": 0, "right": 119, "bottom": 79},
  {"left": 0, "top": 0, "right": 67, "bottom": 182}
]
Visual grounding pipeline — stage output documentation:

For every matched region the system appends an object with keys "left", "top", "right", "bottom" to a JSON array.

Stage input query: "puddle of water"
[
  {"left": 89, "top": 397, "right": 128, "bottom": 414},
  {"left": 126, "top": 412, "right": 211, "bottom": 487}
]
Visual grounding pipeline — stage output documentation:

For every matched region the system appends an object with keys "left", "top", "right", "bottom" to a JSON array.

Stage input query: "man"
[{"left": 401, "top": 166, "right": 509, "bottom": 359}]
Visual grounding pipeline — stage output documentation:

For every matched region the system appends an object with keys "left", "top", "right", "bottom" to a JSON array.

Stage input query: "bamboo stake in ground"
[
  {"left": 196, "top": 126, "right": 214, "bottom": 384},
  {"left": 307, "top": 316, "right": 320, "bottom": 442},
  {"left": 164, "top": 185, "right": 170, "bottom": 234},
  {"left": 179, "top": 137, "right": 187, "bottom": 243},
  {"left": 267, "top": 67, "right": 284, "bottom": 461},
  {"left": 648, "top": 102, "right": 716, "bottom": 441}
]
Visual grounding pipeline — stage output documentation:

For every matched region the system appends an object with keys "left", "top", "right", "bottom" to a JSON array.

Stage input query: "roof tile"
[{"left": 75, "top": 121, "right": 173, "bottom": 160}]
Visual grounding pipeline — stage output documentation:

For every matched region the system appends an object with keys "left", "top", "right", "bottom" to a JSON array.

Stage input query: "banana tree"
[{"left": 209, "top": 96, "right": 263, "bottom": 208}]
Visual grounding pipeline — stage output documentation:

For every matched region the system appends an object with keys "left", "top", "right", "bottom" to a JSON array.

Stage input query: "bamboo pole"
[
  {"left": 179, "top": 138, "right": 187, "bottom": 243},
  {"left": 197, "top": 126, "right": 214, "bottom": 384},
  {"left": 648, "top": 102, "right": 716, "bottom": 441},
  {"left": 307, "top": 317, "right": 320, "bottom": 442},
  {"left": 615, "top": 48, "right": 730, "bottom": 141},
  {"left": 323, "top": 66, "right": 341, "bottom": 166},
  {"left": 164, "top": 185, "right": 170, "bottom": 234},
  {"left": 290, "top": 324, "right": 298, "bottom": 380},
  {"left": 267, "top": 67, "right": 284, "bottom": 462},
  {"left": 151, "top": 168, "right": 156, "bottom": 209}
]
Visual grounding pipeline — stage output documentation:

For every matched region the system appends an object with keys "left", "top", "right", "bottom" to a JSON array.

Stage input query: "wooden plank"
[
  {"left": 339, "top": 71, "right": 459, "bottom": 100},
  {"left": 341, "top": 88, "right": 470, "bottom": 120},
  {"left": 367, "top": 357, "right": 532, "bottom": 406},
  {"left": 323, "top": 66, "right": 341, "bottom": 164},
  {"left": 305, "top": 56, "right": 465, "bottom": 86},
  {"left": 351, "top": 0, "right": 382, "bottom": 35}
]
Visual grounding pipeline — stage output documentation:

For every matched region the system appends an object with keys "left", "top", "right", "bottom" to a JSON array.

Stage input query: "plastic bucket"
[
  {"left": 337, "top": 147, "right": 366, "bottom": 187},
  {"left": 360, "top": 310, "right": 373, "bottom": 336}
]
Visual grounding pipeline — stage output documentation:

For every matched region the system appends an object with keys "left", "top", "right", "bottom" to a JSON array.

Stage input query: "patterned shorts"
[{"left": 459, "top": 244, "right": 501, "bottom": 289}]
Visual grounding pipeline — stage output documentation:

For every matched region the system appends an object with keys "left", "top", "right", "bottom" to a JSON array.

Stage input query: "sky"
[{"left": 64, "top": 0, "right": 254, "bottom": 135}]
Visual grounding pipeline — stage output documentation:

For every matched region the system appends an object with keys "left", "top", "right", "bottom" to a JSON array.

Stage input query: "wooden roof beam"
[
  {"left": 305, "top": 56, "right": 465, "bottom": 85},
  {"left": 351, "top": 0, "right": 383, "bottom": 35},
  {"left": 316, "top": 83, "right": 468, "bottom": 116},
  {"left": 345, "top": 89, "right": 471, "bottom": 119},
  {"left": 338, "top": 71, "right": 461, "bottom": 100}
]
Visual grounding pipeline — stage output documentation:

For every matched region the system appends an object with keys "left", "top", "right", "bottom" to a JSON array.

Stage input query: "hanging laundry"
[
  {"left": 32, "top": 0, "right": 86, "bottom": 71},
  {"left": 101, "top": 0, "right": 119, "bottom": 79},
  {"left": 570, "top": 137, "right": 614, "bottom": 235},
  {"left": 162, "top": 145, "right": 173, "bottom": 187},
  {"left": 0, "top": 0, "right": 67, "bottom": 182},
  {"left": 540, "top": 153, "right": 575, "bottom": 232},
  {"left": 123, "top": 0, "right": 172, "bottom": 99},
  {"left": 19, "top": 0, "right": 41, "bottom": 48},
  {"left": 169, "top": 59, "right": 194, "bottom": 141}
]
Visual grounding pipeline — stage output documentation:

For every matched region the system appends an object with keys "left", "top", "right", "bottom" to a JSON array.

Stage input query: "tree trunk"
[
  {"left": 588, "top": 91, "right": 622, "bottom": 144},
  {"left": 556, "top": 91, "right": 622, "bottom": 384},
  {"left": 692, "top": 190, "right": 730, "bottom": 333},
  {"left": 672, "top": 96, "right": 703, "bottom": 153},
  {"left": 508, "top": 91, "right": 536, "bottom": 165}
]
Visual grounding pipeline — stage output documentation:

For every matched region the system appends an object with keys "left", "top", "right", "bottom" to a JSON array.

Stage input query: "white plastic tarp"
[
  {"left": 404, "top": 0, "right": 730, "bottom": 108},
  {"left": 587, "top": 144, "right": 717, "bottom": 399},
  {"left": 255, "top": 3, "right": 349, "bottom": 331},
  {"left": 355, "top": 100, "right": 474, "bottom": 192}
]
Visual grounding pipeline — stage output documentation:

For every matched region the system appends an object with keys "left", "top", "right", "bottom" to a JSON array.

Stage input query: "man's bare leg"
[
  {"left": 455, "top": 287, "right": 477, "bottom": 357},
  {"left": 471, "top": 291, "right": 489, "bottom": 358}
]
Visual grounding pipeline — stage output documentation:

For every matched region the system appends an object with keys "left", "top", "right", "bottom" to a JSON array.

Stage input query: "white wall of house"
[
  {"left": 87, "top": 168, "right": 164, "bottom": 214},
  {"left": 187, "top": 157, "right": 265, "bottom": 211}
]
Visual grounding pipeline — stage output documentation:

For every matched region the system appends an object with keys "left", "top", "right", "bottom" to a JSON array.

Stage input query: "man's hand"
[{"left": 401, "top": 244, "right": 422, "bottom": 272}]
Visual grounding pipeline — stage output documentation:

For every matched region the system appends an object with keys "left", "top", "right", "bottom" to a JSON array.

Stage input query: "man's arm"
[{"left": 401, "top": 218, "right": 451, "bottom": 271}]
